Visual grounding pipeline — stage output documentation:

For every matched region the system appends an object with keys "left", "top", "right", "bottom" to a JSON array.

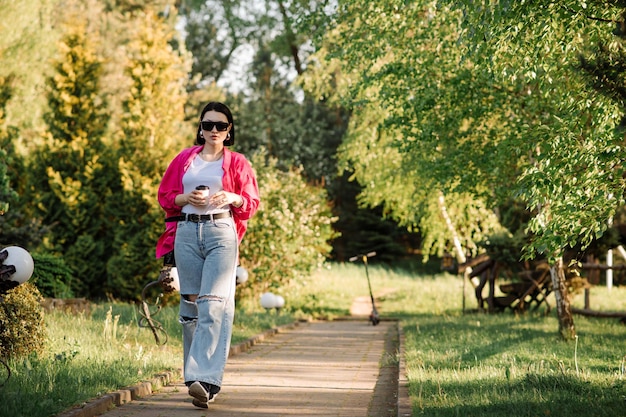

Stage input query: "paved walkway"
[
  {"left": 57, "top": 293, "right": 411, "bottom": 417},
  {"left": 61, "top": 319, "right": 405, "bottom": 417}
]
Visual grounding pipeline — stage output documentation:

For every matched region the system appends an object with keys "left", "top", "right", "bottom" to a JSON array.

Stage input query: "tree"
[
  {"left": 181, "top": 0, "right": 326, "bottom": 87},
  {"left": 0, "top": 0, "right": 61, "bottom": 137},
  {"left": 328, "top": 173, "right": 422, "bottom": 262},
  {"left": 181, "top": 0, "right": 347, "bottom": 182},
  {"left": 182, "top": 0, "right": 250, "bottom": 86},
  {"left": 0, "top": 75, "right": 49, "bottom": 250},
  {"left": 182, "top": 1, "right": 424, "bottom": 264},
  {"left": 0, "top": 76, "right": 17, "bottom": 217},
  {"left": 27, "top": 18, "right": 117, "bottom": 297},
  {"left": 451, "top": 0, "right": 625, "bottom": 339},
  {"left": 106, "top": 7, "right": 191, "bottom": 300},
  {"left": 237, "top": 150, "right": 337, "bottom": 302},
  {"left": 305, "top": 0, "right": 626, "bottom": 339},
  {"left": 302, "top": 2, "right": 510, "bottom": 262}
]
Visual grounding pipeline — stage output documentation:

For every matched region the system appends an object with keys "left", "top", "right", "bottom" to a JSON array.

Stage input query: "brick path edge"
[
  {"left": 55, "top": 320, "right": 304, "bottom": 417},
  {"left": 55, "top": 318, "right": 413, "bottom": 417},
  {"left": 397, "top": 323, "right": 412, "bottom": 417}
]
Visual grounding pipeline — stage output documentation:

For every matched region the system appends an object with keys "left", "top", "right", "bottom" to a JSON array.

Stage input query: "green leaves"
[
  {"left": 22, "top": 8, "right": 190, "bottom": 300},
  {"left": 307, "top": 0, "right": 626, "bottom": 261},
  {"left": 0, "top": 283, "right": 46, "bottom": 360},
  {"left": 238, "top": 150, "right": 337, "bottom": 300}
]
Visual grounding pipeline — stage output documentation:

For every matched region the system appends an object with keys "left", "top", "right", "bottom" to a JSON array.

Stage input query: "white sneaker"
[
  {"left": 192, "top": 398, "right": 208, "bottom": 408},
  {"left": 189, "top": 381, "right": 218, "bottom": 406},
  {"left": 188, "top": 381, "right": 208, "bottom": 403}
]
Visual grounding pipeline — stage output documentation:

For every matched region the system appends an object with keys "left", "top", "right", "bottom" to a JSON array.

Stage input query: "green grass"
[
  {"left": 2, "top": 261, "right": 625, "bottom": 417},
  {"left": 300, "top": 262, "right": 626, "bottom": 417},
  {"left": 0, "top": 301, "right": 293, "bottom": 417}
]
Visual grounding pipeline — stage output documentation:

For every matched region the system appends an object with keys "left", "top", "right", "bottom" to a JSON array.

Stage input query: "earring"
[
  {"left": 227, "top": 133, "right": 231, "bottom": 139},
  {"left": 200, "top": 130, "right": 204, "bottom": 137}
]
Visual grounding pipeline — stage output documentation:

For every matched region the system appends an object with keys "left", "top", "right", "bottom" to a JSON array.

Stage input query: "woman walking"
[{"left": 156, "top": 101, "right": 260, "bottom": 408}]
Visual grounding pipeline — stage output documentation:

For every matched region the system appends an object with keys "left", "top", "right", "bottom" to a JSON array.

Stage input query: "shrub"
[
  {"left": 0, "top": 282, "right": 46, "bottom": 360},
  {"left": 30, "top": 252, "right": 74, "bottom": 299},
  {"left": 237, "top": 151, "right": 337, "bottom": 302}
]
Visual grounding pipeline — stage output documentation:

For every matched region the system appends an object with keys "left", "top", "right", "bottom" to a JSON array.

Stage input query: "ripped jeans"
[{"left": 174, "top": 217, "right": 238, "bottom": 388}]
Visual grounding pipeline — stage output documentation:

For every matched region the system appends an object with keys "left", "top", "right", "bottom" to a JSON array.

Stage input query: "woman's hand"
[
  {"left": 177, "top": 190, "right": 209, "bottom": 207},
  {"left": 209, "top": 191, "right": 243, "bottom": 208}
]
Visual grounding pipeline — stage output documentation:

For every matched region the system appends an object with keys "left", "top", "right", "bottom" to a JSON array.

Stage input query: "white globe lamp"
[
  {"left": 260, "top": 292, "right": 277, "bottom": 310},
  {"left": 274, "top": 295, "right": 285, "bottom": 310},
  {"left": 1, "top": 246, "right": 34, "bottom": 284},
  {"left": 236, "top": 265, "right": 248, "bottom": 285}
]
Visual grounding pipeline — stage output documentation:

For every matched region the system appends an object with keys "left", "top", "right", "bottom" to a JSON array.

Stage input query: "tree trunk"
[
  {"left": 549, "top": 256, "right": 576, "bottom": 340},
  {"left": 277, "top": 0, "right": 303, "bottom": 75},
  {"left": 438, "top": 193, "right": 466, "bottom": 264}
]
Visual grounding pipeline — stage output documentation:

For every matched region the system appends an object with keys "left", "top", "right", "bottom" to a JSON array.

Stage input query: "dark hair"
[{"left": 195, "top": 102, "right": 235, "bottom": 146}]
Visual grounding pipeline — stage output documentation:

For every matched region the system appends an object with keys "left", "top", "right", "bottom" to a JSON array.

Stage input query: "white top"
[{"left": 181, "top": 156, "right": 229, "bottom": 215}]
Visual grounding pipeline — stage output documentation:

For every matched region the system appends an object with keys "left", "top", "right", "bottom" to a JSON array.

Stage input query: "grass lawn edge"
[{"left": 54, "top": 320, "right": 306, "bottom": 417}]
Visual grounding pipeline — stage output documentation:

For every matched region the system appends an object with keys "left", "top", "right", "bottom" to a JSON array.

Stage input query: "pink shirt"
[{"left": 156, "top": 146, "right": 260, "bottom": 258}]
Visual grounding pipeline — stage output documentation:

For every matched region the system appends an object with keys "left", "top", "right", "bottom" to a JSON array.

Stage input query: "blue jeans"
[{"left": 174, "top": 217, "right": 238, "bottom": 388}]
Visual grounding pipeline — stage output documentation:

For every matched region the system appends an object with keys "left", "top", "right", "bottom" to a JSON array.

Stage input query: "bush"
[
  {"left": 30, "top": 252, "right": 74, "bottom": 299},
  {"left": 0, "top": 282, "right": 46, "bottom": 360},
  {"left": 237, "top": 151, "right": 337, "bottom": 302}
]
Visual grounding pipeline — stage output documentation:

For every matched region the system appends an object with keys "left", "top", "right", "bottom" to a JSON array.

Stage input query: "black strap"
[
  {"left": 165, "top": 212, "right": 232, "bottom": 223},
  {"left": 165, "top": 215, "right": 185, "bottom": 222}
]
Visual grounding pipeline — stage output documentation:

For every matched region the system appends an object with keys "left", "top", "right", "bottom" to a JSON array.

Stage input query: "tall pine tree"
[
  {"left": 27, "top": 19, "right": 119, "bottom": 297},
  {"left": 105, "top": 8, "right": 190, "bottom": 299},
  {"left": 0, "top": 76, "right": 17, "bottom": 217}
]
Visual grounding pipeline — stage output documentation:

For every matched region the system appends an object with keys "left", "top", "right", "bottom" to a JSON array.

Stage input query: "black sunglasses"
[{"left": 201, "top": 121, "right": 230, "bottom": 132}]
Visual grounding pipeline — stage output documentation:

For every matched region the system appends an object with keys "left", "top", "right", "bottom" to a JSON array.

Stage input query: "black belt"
[{"left": 165, "top": 212, "right": 232, "bottom": 223}]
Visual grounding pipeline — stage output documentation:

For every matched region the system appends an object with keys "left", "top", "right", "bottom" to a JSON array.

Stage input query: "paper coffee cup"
[{"left": 196, "top": 185, "right": 209, "bottom": 198}]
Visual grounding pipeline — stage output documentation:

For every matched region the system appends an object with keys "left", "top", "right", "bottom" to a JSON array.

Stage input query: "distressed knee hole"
[
  {"left": 179, "top": 316, "right": 197, "bottom": 324},
  {"left": 197, "top": 294, "right": 224, "bottom": 302},
  {"left": 182, "top": 294, "right": 198, "bottom": 303},
  {"left": 180, "top": 294, "right": 198, "bottom": 319}
]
